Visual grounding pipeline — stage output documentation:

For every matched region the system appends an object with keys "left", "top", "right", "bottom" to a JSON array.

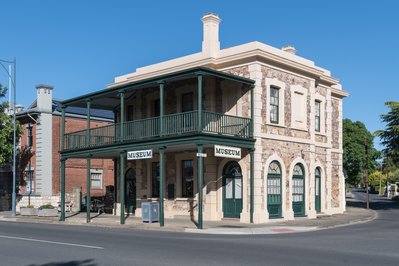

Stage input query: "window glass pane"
[
  {"left": 268, "top": 161, "right": 281, "bottom": 174},
  {"left": 225, "top": 178, "right": 233, "bottom": 199},
  {"left": 152, "top": 162, "right": 160, "bottom": 197},
  {"left": 315, "top": 101, "right": 321, "bottom": 132},
  {"left": 182, "top": 160, "right": 194, "bottom": 197},
  {"left": 293, "top": 164, "right": 303, "bottom": 175},
  {"left": 270, "top": 87, "right": 279, "bottom": 123},
  {"left": 235, "top": 177, "right": 242, "bottom": 199},
  {"left": 91, "top": 172, "right": 102, "bottom": 189},
  {"left": 182, "top": 93, "right": 193, "bottom": 112}
]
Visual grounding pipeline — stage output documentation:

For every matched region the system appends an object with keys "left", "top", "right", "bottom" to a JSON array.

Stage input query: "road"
[{"left": 0, "top": 189, "right": 398, "bottom": 266}]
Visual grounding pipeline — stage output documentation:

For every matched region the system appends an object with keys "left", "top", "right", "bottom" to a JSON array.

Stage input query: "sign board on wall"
[
  {"left": 127, "top": 149, "right": 153, "bottom": 160},
  {"left": 214, "top": 145, "right": 241, "bottom": 159}
]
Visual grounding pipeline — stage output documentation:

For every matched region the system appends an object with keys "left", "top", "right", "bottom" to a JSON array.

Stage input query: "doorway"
[
  {"left": 125, "top": 168, "right": 136, "bottom": 214},
  {"left": 222, "top": 161, "right": 242, "bottom": 218}
]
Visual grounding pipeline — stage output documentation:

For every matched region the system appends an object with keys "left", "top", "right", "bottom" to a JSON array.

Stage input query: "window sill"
[
  {"left": 290, "top": 127, "right": 309, "bottom": 132},
  {"left": 266, "top": 122, "right": 286, "bottom": 128},
  {"left": 315, "top": 132, "right": 327, "bottom": 137}
]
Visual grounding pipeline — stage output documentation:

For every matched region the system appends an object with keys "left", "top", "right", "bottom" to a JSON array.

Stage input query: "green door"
[
  {"left": 125, "top": 168, "right": 136, "bottom": 214},
  {"left": 292, "top": 164, "right": 305, "bottom": 217},
  {"left": 315, "top": 168, "right": 321, "bottom": 213},
  {"left": 223, "top": 161, "right": 243, "bottom": 218},
  {"left": 267, "top": 161, "right": 282, "bottom": 218}
]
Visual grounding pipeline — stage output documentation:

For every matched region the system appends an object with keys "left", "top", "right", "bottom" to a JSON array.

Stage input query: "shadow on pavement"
[
  {"left": 27, "top": 258, "right": 97, "bottom": 266},
  {"left": 347, "top": 195, "right": 399, "bottom": 211}
]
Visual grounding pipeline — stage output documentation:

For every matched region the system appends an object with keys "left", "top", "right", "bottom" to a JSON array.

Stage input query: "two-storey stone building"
[{"left": 59, "top": 13, "right": 348, "bottom": 227}]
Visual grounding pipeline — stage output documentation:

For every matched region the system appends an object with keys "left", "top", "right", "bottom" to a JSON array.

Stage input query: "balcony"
[{"left": 64, "top": 111, "right": 252, "bottom": 151}]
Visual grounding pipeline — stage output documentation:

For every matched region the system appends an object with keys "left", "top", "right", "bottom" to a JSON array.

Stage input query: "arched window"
[
  {"left": 292, "top": 163, "right": 305, "bottom": 217},
  {"left": 267, "top": 161, "right": 282, "bottom": 218}
]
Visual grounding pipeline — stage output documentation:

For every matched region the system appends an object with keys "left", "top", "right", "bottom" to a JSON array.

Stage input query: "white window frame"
[
  {"left": 290, "top": 85, "right": 308, "bottom": 130},
  {"left": 314, "top": 94, "right": 326, "bottom": 134},
  {"left": 90, "top": 170, "right": 103, "bottom": 189},
  {"left": 265, "top": 78, "right": 285, "bottom": 127}
]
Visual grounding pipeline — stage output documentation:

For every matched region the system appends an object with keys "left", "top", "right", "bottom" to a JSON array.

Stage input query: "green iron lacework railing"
[{"left": 64, "top": 111, "right": 252, "bottom": 150}]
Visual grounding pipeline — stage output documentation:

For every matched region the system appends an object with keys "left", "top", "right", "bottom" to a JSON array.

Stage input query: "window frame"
[
  {"left": 152, "top": 162, "right": 160, "bottom": 197},
  {"left": 315, "top": 100, "right": 321, "bottom": 132},
  {"left": 181, "top": 160, "right": 194, "bottom": 198},
  {"left": 90, "top": 170, "right": 103, "bottom": 190},
  {"left": 265, "top": 78, "right": 285, "bottom": 127},
  {"left": 269, "top": 86, "right": 280, "bottom": 124}
]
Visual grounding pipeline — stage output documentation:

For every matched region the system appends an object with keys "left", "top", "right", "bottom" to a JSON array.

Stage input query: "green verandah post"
[
  {"left": 197, "top": 144, "right": 204, "bottom": 229},
  {"left": 60, "top": 106, "right": 66, "bottom": 221},
  {"left": 120, "top": 151, "right": 126, "bottom": 224},
  {"left": 86, "top": 157, "right": 91, "bottom": 223},
  {"left": 159, "top": 147, "right": 165, "bottom": 226}
]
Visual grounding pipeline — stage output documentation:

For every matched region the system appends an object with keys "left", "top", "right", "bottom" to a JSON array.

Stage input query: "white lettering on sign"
[
  {"left": 127, "top": 149, "right": 153, "bottom": 160},
  {"left": 214, "top": 145, "right": 241, "bottom": 159},
  {"left": 196, "top": 153, "right": 207, "bottom": 158}
]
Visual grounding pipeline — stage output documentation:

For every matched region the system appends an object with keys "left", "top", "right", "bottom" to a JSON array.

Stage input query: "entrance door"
[
  {"left": 267, "top": 161, "right": 282, "bottom": 218},
  {"left": 315, "top": 167, "right": 321, "bottom": 213},
  {"left": 292, "top": 164, "right": 305, "bottom": 217},
  {"left": 125, "top": 168, "right": 136, "bottom": 214},
  {"left": 222, "top": 161, "right": 242, "bottom": 218}
]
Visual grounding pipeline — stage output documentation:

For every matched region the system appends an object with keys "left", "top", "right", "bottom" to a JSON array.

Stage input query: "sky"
[{"left": 0, "top": 0, "right": 398, "bottom": 150}]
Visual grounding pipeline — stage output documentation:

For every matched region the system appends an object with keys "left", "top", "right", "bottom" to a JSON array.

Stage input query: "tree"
[
  {"left": 343, "top": 119, "right": 380, "bottom": 186},
  {"left": 0, "top": 83, "right": 19, "bottom": 166},
  {"left": 376, "top": 101, "right": 399, "bottom": 167}
]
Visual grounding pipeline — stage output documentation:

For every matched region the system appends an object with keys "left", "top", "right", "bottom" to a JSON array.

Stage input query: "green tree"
[
  {"left": 376, "top": 101, "right": 399, "bottom": 166},
  {"left": 0, "top": 83, "right": 18, "bottom": 166},
  {"left": 343, "top": 119, "right": 380, "bottom": 186}
]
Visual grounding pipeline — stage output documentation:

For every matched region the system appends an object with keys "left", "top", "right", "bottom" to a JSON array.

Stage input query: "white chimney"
[
  {"left": 282, "top": 45, "right": 297, "bottom": 55},
  {"left": 36, "top": 84, "right": 53, "bottom": 112},
  {"left": 202, "top": 12, "right": 221, "bottom": 57}
]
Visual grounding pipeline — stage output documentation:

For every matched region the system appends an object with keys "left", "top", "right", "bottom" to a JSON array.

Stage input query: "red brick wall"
[{"left": 53, "top": 115, "right": 115, "bottom": 196}]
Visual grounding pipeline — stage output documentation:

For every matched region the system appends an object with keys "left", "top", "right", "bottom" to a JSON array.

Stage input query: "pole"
[
  {"left": 365, "top": 137, "right": 369, "bottom": 209},
  {"left": 12, "top": 58, "right": 17, "bottom": 216},
  {"left": 379, "top": 161, "right": 383, "bottom": 195}
]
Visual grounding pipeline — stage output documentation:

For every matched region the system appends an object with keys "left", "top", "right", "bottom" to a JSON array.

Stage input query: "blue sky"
[{"left": 0, "top": 1, "right": 398, "bottom": 150}]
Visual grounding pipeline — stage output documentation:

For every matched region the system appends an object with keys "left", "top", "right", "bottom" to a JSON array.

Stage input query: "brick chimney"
[
  {"left": 202, "top": 13, "right": 221, "bottom": 57},
  {"left": 36, "top": 84, "right": 53, "bottom": 112}
]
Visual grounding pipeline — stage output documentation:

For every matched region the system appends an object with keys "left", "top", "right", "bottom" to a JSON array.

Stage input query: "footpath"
[{"left": 0, "top": 196, "right": 376, "bottom": 235}]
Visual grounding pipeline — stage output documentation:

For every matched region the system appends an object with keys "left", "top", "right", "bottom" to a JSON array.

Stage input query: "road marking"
[{"left": 0, "top": 234, "right": 104, "bottom": 250}]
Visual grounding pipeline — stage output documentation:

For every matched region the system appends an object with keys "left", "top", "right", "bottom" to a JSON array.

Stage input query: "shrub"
[
  {"left": 39, "top": 203, "right": 55, "bottom": 210},
  {"left": 26, "top": 204, "right": 35, "bottom": 208}
]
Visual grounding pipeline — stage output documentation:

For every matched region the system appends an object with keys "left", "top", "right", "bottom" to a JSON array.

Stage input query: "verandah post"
[
  {"left": 120, "top": 151, "right": 126, "bottom": 224},
  {"left": 197, "top": 144, "right": 203, "bottom": 229},
  {"left": 159, "top": 147, "right": 165, "bottom": 226}
]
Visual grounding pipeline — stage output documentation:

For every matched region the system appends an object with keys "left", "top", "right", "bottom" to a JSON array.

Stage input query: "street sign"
[
  {"left": 214, "top": 145, "right": 241, "bottom": 159},
  {"left": 127, "top": 149, "right": 153, "bottom": 160},
  {"left": 197, "top": 153, "right": 207, "bottom": 158}
]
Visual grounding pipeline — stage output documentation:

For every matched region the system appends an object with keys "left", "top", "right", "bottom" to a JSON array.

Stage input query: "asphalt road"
[{"left": 0, "top": 189, "right": 398, "bottom": 266}]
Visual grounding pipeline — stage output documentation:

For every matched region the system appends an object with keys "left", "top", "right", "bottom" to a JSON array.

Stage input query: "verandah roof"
[{"left": 61, "top": 66, "right": 255, "bottom": 110}]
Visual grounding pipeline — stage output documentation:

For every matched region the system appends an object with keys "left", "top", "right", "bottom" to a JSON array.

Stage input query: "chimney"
[
  {"left": 202, "top": 12, "right": 221, "bottom": 57},
  {"left": 36, "top": 84, "right": 53, "bottom": 112},
  {"left": 282, "top": 45, "right": 297, "bottom": 55}
]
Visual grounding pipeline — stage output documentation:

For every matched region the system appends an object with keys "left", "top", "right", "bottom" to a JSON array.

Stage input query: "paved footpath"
[{"left": 0, "top": 197, "right": 376, "bottom": 235}]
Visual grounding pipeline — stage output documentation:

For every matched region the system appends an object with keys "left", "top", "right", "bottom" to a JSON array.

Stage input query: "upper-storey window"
[
  {"left": 266, "top": 78, "right": 285, "bottom": 127},
  {"left": 181, "top": 92, "right": 193, "bottom": 112},
  {"left": 315, "top": 100, "right": 321, "bottom": 132},
  {"left": 27, "top": 124, "right": 33, "bottom": 148},
  {"left": 270, "top": 87, "right": 279, "bottom": 124},
  {"left": 154, "top": 99, "right": 160, "bottom": 117},
  {"left": 314, "top": 94, "right": 326, "bottom": 134},
  {"left": 127, "top": 105, "right": 134, "bottom": 121}
]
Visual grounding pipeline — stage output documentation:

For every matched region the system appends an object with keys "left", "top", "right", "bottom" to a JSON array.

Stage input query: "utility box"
[{"left": 141, "top": 202, "right": 159, "bottom": 223}]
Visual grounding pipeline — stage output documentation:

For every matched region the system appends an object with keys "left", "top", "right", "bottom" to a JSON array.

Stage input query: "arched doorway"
[
  {"left": 315, "top": 167, "right": 321, "bottom": 213},
  {"left": 292, "top": 164, "right": 305, "bottom": 217},
  {"left": 125, "top": 168, "right": 136, "bottom": 214},
  {"left": 222, "top": 161, "right": 242, "bottom": 218},
  {"left": 267, "top": 161, "right": 282, "bottom": 218}
]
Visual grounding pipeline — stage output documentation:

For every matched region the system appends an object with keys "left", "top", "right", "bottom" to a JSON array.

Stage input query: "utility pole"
[{"left": 365, "top": 137, "right": 369, "bottom": 209}]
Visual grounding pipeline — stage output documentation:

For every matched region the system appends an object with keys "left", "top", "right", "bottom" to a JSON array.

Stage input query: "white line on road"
[{"left": 0, "top": 234, "right": 104, "bottom": 250}]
